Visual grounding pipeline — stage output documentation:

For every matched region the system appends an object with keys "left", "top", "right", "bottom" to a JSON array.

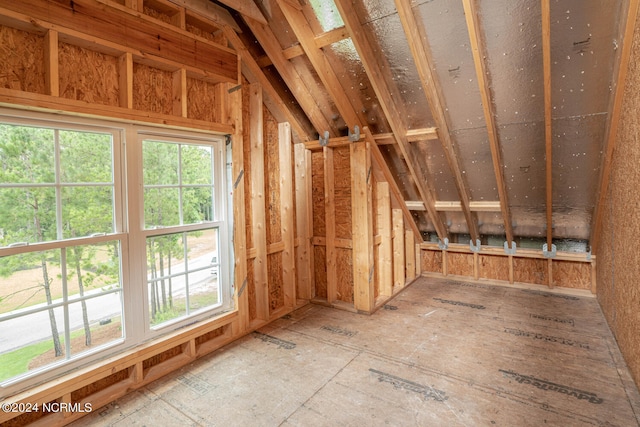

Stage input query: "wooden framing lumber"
[
  {"left": 243, "top": 17, "right": 337, "bottom": 136},
  {"left": 405, "top": 229, "right": 415, "bottom": 281},
  {"left": 168, "top": 0, "right": 241, "bottom": 32},
  {"left": 118, "top": 52, "right": 134, "bottom": 109},
  {"left": 172, "top": 68, "right": 187, "bottom": 117},
  {"left": 376, "top": 181, "right": 393, "bottom": 297},
  {"left": 461, "top": 0, "right": 514, "bottom": 247},
  {"left": 419, "top": 244, "right": 595, "bottom": 293},
  {"left": 405, "top": 127, "right": 439, "bottom": 142},
  {"left": 407, "top": 200, "right": 502, "bottom": 212},
  {"left": 227, "top": 81, "right": 249, "bottom": 333},
  {"left": 213, "top": 0, "right": 266, "bottom": 24},
  {"left": 351, "top": 139, "right": 375, "bottom": 312},
  {"left": 303, "top": 129, "right": 437, "bottom": 151},
  {"left": 335, "top": 0, "right": 446, "bottom": 241},
  {"left": 0, "top": 88, "right": 234, "bottom": 134},
  {"left": 366, "top": 128, "right": 422, "bottom": 240},
  {"left": 262, "top": 26, "right": 350, "bottom": 64},
  {"left": 294, "top": 142, "right": 313, "bottom": 301},
  {"left": 315, "top": 26, "right": 350, "bottom": 50},
  {"left": 44, "top": 29, "right": 59, "bottom": 97},
  {"left": 275, "top": 0, "right": 363, "bottom": 129},
  {"left": 394, "top": 0, "right": 479, "bottom": 242},
  {"left": 392, "top": 208, "right": 406, "bottom": 290},
  {"left": 590, "top": 0, "right": 640, "bottom": 254},
  {"left": 222, "top": 26, "right": 313, "bottom": 142},
  {"left": 1, "top": 0, "right": 237, "bottom": 82},
  {"left": 249, "top": 82, "right": 269, "bottom": 321},
  {"left": 0, "top": 312, "right": 238, "bottom": 425},
  {"left": 542, "top": 0, "right": 554, "bottom": 248},
  {"left": 324, "top": 146, "right": 337, "bottom": 303},
  {"left": 278, "top": 122, "right": 296, "bottom": 308}
]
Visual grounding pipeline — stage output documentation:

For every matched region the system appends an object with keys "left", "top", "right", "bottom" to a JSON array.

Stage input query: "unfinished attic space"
[{"left": 1, "top": 0, "right": 640, "bottom": 425}]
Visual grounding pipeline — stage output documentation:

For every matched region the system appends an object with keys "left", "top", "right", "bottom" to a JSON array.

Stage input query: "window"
[
  {"left": 141, "top": 138, "right": 230, "bottom": 330},
  {"left": 0, "top": 112, "right": 232, "bottom": 395},
  {"left": 0, "top": 121, "right": 124, "bottom": 384}
]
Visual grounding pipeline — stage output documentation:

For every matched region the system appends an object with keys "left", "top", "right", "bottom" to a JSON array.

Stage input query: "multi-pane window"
[
  {"left": 0, "top": 122, "right": 124, "bottom": 384},
  {"left": 142, "top": 138, "right": 228, "bottom": 329},
  {"left": 0, "top": 114, "right": 232, "bottom": 394}
]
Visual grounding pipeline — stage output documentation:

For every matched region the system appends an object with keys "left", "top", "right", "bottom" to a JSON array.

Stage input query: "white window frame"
[
  {"left": 0, "top": 108, "right": 233, "bottom": 398},
  {"left": 134, "top": 130, "right": 233, "bottom": 340}
]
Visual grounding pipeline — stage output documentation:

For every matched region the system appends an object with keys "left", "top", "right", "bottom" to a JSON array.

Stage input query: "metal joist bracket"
[
  {"left": 504, "top": 241, "right": 517, "bottom": 255},
  {"left": 438, "top": 237, "right": 449, "bottom": 250},
  {"left": 319, "top": 130, "right": 330, "bottom": 147},
  {"left": 348, "top": 125, "right": 361, "bottom": 142},
  {"left": 470, "top": 239, "right": 481, "bottom": 253},
  {"left": 542, "top": 243, "right": 557, "bottom": 259}
]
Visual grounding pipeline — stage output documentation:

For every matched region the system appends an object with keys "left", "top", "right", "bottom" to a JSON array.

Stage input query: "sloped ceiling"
[{"left": 198, "top": 0, "right": 635, "bottom": 254}]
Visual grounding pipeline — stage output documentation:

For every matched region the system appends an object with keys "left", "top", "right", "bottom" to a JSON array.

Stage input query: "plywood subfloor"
[{"left": 70, "top": 277, "right": 640, "bottom": 426}]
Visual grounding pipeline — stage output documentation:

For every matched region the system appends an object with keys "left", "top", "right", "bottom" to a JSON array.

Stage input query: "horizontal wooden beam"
[
  {"left": 372, "top": 133, "right": 396, "bottom": 145},
  {"left": 406, "top": 127, "right": 438, "bottom": 142},
  {"left": 302, "top": 128, "right": 439, "bottom": 151},
  {"left": 407, "top": 200, "right": 502, "bottom": 212},
  {"left": 257, "top": 25, "right": 349, "bottom": 66},
  {"left": 1, "top": 0, "right": 238, "bottom": 82},
  {"left": 0, "top": 89, "right": 234, "bottom": 134},
  {"left": 420, "top": 242, "right": 594, "bottom": 263}
]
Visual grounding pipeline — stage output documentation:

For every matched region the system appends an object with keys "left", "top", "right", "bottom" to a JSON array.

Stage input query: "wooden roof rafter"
[
  {"left": 211, "top": 0, "right": 267, "bottom": 24},
  {"left": 394, "top": 0, "right": 480, "bottom": 243},
  {"left": 461, "top": 0, "right": 514, "bottom": 247},
  {"left": 590, "top": 0, "right": 640, "bottom": 255},
  {"left": 243, "top": 17, "right": 339, "bottom": 137},
  {"left": 274, "top": 0, "right": 364, "bottom": 130},
  {"left": 221, "top": 26, "right": 313, "bottom": 142},
  {"left": 334, "top": 0, "right": 447, "bottom": 242}
]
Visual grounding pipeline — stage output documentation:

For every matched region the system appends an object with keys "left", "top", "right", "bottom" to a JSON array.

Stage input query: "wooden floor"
[{"left": 71, "top": 277, "right": 640, "bottom": 426}]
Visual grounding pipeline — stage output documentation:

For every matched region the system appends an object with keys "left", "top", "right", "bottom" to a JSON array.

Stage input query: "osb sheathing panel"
[
  {"left": 132, "top": 63, "right": 173, "bottom": 115},
  {"left": 59, "top": 43, "right": 119, "bottom": 106},
  {"left": 448, "top": 252, "right": 473, "bottom": 277},
  {"left": 421, "top": 250, "right": 443, "bottom": 274},
  {"left": 70, "top": 368, "right": 130, "bottom": 401},
  {"left": 142, "top": 345, "right": 182, "bottom": 370},
  {"left": 513, "top": 257, "right": 548, "bottom": 286},
  {"left": 552, "top": 261, "right": 591, "bottom": 290},
  {"left": 479, "top": 255, "right": 510, "bottom": 282},
  {"left": 598, "top": 198, "right": 615, "bottom": 327},
  {"left": 336, "top": 248, "right": 354, "bottom": 303},
  {"left": 597, "top": 11, "right": 640, "bottom": 390},
  {"left": 314, "top": 245, "right": 327, "bottom": 298},
  {"left": 144, "top": 5, "right": 173, "bottom": 24},
  {"left": 264, "top": 105, "right": 282, "bottom": 244},
  {"left": 312, "top": 151, "right": 326, "bottom": 237},
  {"left": 333, "top": 146, "right": 352, "bottom": 240},
  {"left": 0, "top": 26, "right": 45, "bottom": 93},
  {"left": 187, "top": 78, "right": 218, "bottom": 122},
  {"left": 268, "top": 252, "right": 284, "bottom": 313}
]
